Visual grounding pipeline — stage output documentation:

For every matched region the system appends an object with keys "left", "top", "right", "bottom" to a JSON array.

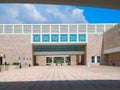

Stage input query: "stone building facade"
[
  {"left": 0, "top": 24, "right": 119, "bottom": 66},
  {"left": 102, "top": 24, "right": 120, "bottom": 66}
]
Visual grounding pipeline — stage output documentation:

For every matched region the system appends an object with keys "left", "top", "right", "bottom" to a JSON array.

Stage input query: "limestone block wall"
[
  {"left": 36, "top": 56, "right": 46, "bottom": 66},
  {"left": 70, "top": 55, "right": 77, "bottom": 65},
  {"left": 103, "top": 24, "right": 120, "bottom": 66},
  {"left": 86, "top": 34, "right": 103, "bottom": 65},
  {"left": 76, "top": 55, "right": 86, "bottom": 65},
  {"left": 77, "top": 55, "right": 81, "bottom": 65},
  {"left": 106, "top": 52, "right": 120, "bottom": 66},
  {"left": 0, "top": 34, "right": 33, "bottom": 65},
  {"left": 103, "top": 24, "right": 120, "bottom": 50}
]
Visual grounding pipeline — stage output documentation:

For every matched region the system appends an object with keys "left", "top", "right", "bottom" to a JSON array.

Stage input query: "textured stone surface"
[
  {"left": 104, "top": 52, "right": 120, "bottom": 66},
  {"left": 36, "top": 56, "right": 46, "bottom": 66},
  {"left": 86, "top": 34, "right": 103, "bottom": 65},
  {"left": 103, "top": 24, "right": 120, "bottom": 66},
  {"left": 70, "top": 55, "right": 77, "bottom": 65},
  {"left": 77, "top": 55, "right": 81, "bottom": 65},
  {"left": 103, "top": 24, "right": 120, "bottom": 50},
  {"left": 0, "top": 34, "right": 33, "bottom": 65},
  {"left": 0, "top": 66, "right": 120, "bottom": 90}
]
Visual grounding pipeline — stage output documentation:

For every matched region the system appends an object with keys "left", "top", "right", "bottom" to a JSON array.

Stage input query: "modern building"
[{"left": 0, "top": 24, "right": 120, "bottom": 66}]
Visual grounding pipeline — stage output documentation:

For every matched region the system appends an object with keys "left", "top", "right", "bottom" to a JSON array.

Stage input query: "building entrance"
[
  {"left": 0, "top": 57, "right": 2, "bottom": 65},
  {"left": 33, "top": 45, "right": 85, "bottom": 66},
  {"left": 54, "top": 57, "right": 63, "bottom": 66},
  {"left": 46, "top": 55, "right": 71, "bottom": 66}
]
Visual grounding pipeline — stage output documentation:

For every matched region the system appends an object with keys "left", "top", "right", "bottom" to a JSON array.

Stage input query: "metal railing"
[{"left": 0, "top": 24, "right": 116, "bottom": 34}]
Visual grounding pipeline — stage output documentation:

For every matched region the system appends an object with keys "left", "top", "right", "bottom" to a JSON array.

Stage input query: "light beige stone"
[
  {"left": 36, "top": 56, "right": 46, "bottom": 66},
  {"left": 70, "top": 55, "right": 77, "bottom": 65},
  {"left": 0, "top": 34, "right": 33, "bottom": 65}
]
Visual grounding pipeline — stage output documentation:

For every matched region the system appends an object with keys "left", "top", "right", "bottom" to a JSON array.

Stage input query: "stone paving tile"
[{"left": 0, "top": 66, "right": 120, "bottom": 90}]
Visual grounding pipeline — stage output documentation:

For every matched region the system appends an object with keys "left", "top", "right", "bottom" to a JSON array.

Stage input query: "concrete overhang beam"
[{"left": 0, "top": 0, "right": 120, "bottom": 10}]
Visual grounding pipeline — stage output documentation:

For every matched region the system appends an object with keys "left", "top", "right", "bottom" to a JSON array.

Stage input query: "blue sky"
[{"left": 0, "top": 4, "right": 120, "bottom": 24}]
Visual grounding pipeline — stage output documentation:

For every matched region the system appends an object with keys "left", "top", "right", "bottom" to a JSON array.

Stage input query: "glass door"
[
  {"left": 46, "top": 57, "right": 52, "bottom": 66},
  {"left": 54, "top": 57, "right": 64, "bottom": 66},
  {"left": 66, "top": 57, "right": 71, "bottom": 65},
  {"left": 0, "top": 57, "right": 2, "bottom": 65}
]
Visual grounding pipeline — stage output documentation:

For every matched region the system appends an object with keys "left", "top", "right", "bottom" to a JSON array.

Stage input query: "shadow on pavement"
[{"left": 0, "top": 80, "right": 120, "bottom": 90}]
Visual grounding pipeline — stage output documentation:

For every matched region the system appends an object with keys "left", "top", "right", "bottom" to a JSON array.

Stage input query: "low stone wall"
[
  {"left": 0, "top": 65, "right": 19, "bottom": 71},
  {"left": 0, "top": 65, "right": 9, "bottom": 71},
  {"left": 0, "top": 65, "right": 31, "bottom": 72}
]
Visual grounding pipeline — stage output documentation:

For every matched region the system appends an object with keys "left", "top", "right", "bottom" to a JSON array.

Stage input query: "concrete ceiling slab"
[{"left": 0, "top": 0, "right": 120, "bottom": 10}]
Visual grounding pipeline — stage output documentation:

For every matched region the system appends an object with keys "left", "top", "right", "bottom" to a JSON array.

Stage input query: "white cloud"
[
  {"left": 6, "top": 8, "right": 22, "bottom": 24},
  {"left": 23, "top": 4, "right": 47, "bottom": 22},
  {"left": 71, "top": 9, "right": 88, "bottom": 23},
  {"left": 47, "top": 7, "right": 88, "bottom": 23},
  {"left": 72, "top": 9, "right": 83, "bottom": 16},
  {"left": 0, "top": 4, "right": 88, "bottom": 24},
  {"left": 47, "top": 8, "right": 63, "bottom": 18},
  {"left": 0, "top": 7, "right": 22, "bottom": 24}
]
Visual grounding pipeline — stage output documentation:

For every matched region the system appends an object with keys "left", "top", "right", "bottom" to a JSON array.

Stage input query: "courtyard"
[{"left": 0, "top": 66, "right": 120, "bottom": 90}]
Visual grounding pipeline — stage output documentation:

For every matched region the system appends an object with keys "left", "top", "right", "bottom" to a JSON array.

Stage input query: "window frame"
[
  {"left": 51, "top": 34, "right": 59, "bottom": 42},
  {"left": 42, "top": 34, "right": 50, "bottom": 42},
  {"left": 60, "top": 34, "right": 68, "bottom": 42},
  {"left": 97, "top": 56, "right": 100, "bottom": 63},
  {"left": 91, "top": 56, "right": 95, "bottom": 63},
  {"left": 70, "top": 34, "right": 77, "bottom": 42},
  {"left": 33, "top": 34, "right": 40, "bottom": 42},
  {"left": 79, "top": 34, "right": 86, "bottom": 42}
]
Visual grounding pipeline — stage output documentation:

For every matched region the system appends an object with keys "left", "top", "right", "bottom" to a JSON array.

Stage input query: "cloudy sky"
[{"left": 0, "top": 4, "right": 120, "bottom": 24}]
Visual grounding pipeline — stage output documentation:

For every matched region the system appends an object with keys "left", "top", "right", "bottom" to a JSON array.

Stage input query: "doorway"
[
  {"left": 54, "top": 57, "right": 64, "bottom": 66},
  {"left": 46, "top": 57, "right": 52, "bottom": 65},
  {"left": 0, "top": 57, "right": 2, "bottom": 65},
  {"left": 81, "top": 55, "right": 85, "bottom": 65},
  {"left": 46, "top": 55, "right": 71, "bottom": 66}
]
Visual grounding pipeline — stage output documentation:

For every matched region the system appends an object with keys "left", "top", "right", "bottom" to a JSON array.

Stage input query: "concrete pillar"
[
  {"left": 63, "top": 57, "right": 67, "bottom": 66},
  {"left": 70, "top": 55, "right": 77, "bottom": 66},
  {"left": 36, "top": 56, "right": 46, "bottom": 66},
  {"left": 51, "top": 57, "right": 54, "bottom": 66},
  {"left": 77, "top": 55, "right": 82, "bottom": 65},
  {"left": 64, "top": 57, "right": 66, "bottom": 63}
]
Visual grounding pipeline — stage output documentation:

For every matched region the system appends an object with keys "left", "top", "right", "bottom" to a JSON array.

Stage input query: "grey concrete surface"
[{"left": 0, "top": 0, "right": 120, "bottom": 9}]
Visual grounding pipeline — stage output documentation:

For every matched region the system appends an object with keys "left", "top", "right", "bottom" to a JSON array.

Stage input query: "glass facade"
[
  {"left": 79, "top": 34, "right": 86, "bottom": 42},
  {"left": 60, "top": 34, "right": 68, "bottom": 42},
  {"left": 33, "top": 45, "right": 85, "bottom": 52},
  {"left": 33, "top": 34, "right": 40, "bottom": 42},
  {"left": 42, "top": 34, "right": 50, "bottom": 42},
  {"left": 70, "top": 34, "right": 77, "bottom": 42},
  {"left": 51, "top": 34, "right": 59, "bottom": 42},
  {"left": 32, "top": 34, "right": 86, "bottom": 43}
]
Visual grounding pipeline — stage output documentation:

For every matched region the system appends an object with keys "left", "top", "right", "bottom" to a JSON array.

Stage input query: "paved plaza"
[{"left": 0, "top": 66, "right": 120, "bottom": 90}]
